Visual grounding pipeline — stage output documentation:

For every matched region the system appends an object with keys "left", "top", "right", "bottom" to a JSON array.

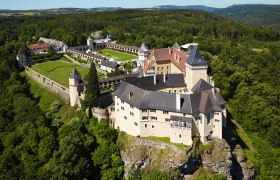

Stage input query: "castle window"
[
  {"left": 215, "top": 119, "right": 220, "bottom": 122},
  {"left": 150, "top": 109, "right": 156, "bottom": 113},
  {"left": 151, "top": 116, "right": 157, "bottom": 120},
  {"left": 183, "top": 113, "right": 186, "bottom": 116},
  {"left": 124, "top": 116, "right": 127, "bottom": 120},
  {"left": 179, "top": 134, "right": 181, "bottom": 138},
  {"left": 121, "top": 100, "right": 124, "bottom": 104},
  {"left": 130, "top": 112, "right": 134, "bottom": 116},
  {"left": 142, "top": 116, "right": 148, "bottom": 120},
  {"left": 152, "top": 125, "right": 154, "bottom": 128},
  {"left": 163, "top": 111, "right": 169, "bottom": 114},
  {"left": 145, "top": 124, "right": 147, "bottom": 128},
  {"left": 134, "top": 122, "right": 138, "bottom": 126},
  {"left": 142, "top": 109, "right": 148, "bottom": 112},
  {"left": 121, "top": 107, "right": 124, "bottom": 110},
  {"left": 130, "top": 105, "right": 134, "bottom": 109},
  {"left": 186, "top": 122, "right": 192, "bottom": 128},
  {"left": 215, "top": 113, "right": 219, "bottom": 115}
]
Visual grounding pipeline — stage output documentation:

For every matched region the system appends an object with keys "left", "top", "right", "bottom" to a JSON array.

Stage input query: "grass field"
[
  {"left": 30, "top": 60, "right": 105, "bottom": 87},
  {"left": 100, "top": 49, "right": 137, "bottom": 62}
]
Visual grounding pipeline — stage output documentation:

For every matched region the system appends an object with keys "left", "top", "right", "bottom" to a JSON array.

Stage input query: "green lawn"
[
  {"left": 100, "top": 49, "right": 137, "bottom": 62},
  {"left": 30, "top": 60, "right": 105, "bottom": 87}
]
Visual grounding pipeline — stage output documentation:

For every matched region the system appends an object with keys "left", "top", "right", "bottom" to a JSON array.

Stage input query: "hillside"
[
  {"left": 0, "top": 10, "right": 279, "bottom": 179},
  {"left": 154, "top": 5, "right": 218, "bottom": 12},
  {"left": 214, "top": 4, "right": 280, "bottom": 29}
]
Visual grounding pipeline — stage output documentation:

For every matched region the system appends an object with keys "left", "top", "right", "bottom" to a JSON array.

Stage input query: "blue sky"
[{"left": 0, "top": 0, "right": 279, "bottom": 10}]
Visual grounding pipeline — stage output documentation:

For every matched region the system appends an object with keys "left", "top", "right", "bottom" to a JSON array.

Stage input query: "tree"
[{"left": 84, "top": 63, "right": 100, "bottom": 112}]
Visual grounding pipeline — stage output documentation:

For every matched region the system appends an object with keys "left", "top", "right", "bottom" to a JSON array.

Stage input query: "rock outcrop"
[
  {"left": 118, "top": 135, "right": 188, "bottom": 178},
  {"left": 201, "top": 139, "right": 233, "bottom": 179},
  {"left": 118, "top": 134, "right": 255, "bottom": 179}
]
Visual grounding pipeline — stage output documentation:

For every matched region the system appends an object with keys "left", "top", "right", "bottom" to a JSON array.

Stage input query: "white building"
[
  {"left": 114, "top": 45, "right": 227, "bottom": 145},
  {"left": 39, "top": 37, "right": 67, "bottom": 52},
  {"left": 100, "top": 61, "right": 120, "bottom": 73},
  {"left": 114, "top": 75, "right": 226, "bottom": 145}
]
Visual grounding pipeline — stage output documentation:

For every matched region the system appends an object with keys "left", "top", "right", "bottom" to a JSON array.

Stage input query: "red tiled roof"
[
  {"left": 28, "top": 43, "right": 49, "bottom": 50},
  {"left": 143, "top": 60, "right": 155, "bottom": 73},
  {"left": 146, "top": 48, "right": 187, "bottom": 72},
  {"left": 151, "top": 48, "right": 171, "bottom": 61},
  {"left": 170, "top": 48, "right": 187, "bottom": 72}
]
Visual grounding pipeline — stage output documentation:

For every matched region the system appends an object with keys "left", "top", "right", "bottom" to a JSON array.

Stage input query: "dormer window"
[
  {"left": 129, "top": 92, "right": 133, "bottom": 99},
  {"left": 175, "top": 54, "right": 180, "bottom": 62}
]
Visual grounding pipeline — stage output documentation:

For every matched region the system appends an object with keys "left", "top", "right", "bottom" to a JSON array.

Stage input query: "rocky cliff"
[{"left": 117, "top": 133, "right": 255, "bottom": 179}]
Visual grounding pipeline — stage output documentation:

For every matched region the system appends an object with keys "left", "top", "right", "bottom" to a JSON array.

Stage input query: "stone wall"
[{"left": 25, "top": 67, "right": 70, "bottom": 100}]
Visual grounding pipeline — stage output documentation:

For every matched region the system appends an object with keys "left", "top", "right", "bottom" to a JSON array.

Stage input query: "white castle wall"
[{"left": 25, "top": 67, "right": 70, "bottom": 100}]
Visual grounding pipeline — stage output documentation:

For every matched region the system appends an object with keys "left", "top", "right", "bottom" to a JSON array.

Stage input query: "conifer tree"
[{"left": 84, "top": 62, "right": 100, "bottom": 110}]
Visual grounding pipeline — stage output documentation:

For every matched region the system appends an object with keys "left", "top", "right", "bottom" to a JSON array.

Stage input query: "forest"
[{"left": 0, "top": 10, "right": 279, "bottom": 179}]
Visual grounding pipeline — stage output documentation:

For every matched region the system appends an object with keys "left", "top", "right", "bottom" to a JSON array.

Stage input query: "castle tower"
[
  {"left": 138, "top": 42, "right": 149, "bottom": 61},
  {"left": 16, "top": 49, "right": 27, "bottom": 70},
  {"left": 185, "top": 45, "right": 208, "bottom": 91},
  {"left": 172, "top": 41, "right": 181, "bottom": 51},
  {"left": 69, "top": 67, "right": 81, "bottom": 106},
  {"left": 104, "top": 34, "right": 111, "bottom": 43},
  {"left": 87, "top": 36, "right": 93, "bottom": 47}
]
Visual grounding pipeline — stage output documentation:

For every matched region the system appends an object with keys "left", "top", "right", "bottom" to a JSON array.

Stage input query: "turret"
[
  {"left": 138, "top": 42, "right": 150, "bottom": 61},
  {"left": 172, "top": 41, "right": 181, "bottom": 51},
  {"left": 69, "top": 67, "right": 81, "bottom": 106},
  {"left": 185, "top": 45, "right": 208, "bottom": 91},
  {"left": 87, "top": 36, "right": 93, "bottom": 47},
  {"left": 16, "top": 49, "right": 27, "bottom": 70},
  {"left": 104, "top": 34, "right": 111, "bottom": 43}
]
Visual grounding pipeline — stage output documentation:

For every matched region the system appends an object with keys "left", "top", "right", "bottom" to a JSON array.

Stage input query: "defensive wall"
[{"left": 25, "top": 67, "right": 70, "bottom": 100}]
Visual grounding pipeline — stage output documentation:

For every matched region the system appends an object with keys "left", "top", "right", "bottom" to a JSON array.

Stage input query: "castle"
[
  {"left": 68, "top": 41, "right": 227, "bottom": 145},
  {"left": 113, "top": 45, "right": 226, "bottom": 145}
]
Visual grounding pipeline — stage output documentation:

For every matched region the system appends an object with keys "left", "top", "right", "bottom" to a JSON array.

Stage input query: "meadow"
[
  {"left": 100, "top": 49, "right": 137, "bottom": 62},
  {"left": 30, "top": 60, "right": 105, "bottom": 87}
]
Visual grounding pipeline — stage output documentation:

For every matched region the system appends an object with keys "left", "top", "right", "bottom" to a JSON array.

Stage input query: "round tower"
[
  {"left": 87, "top": 36, "right": 93, "bottom": 47},
  {"left": 69, "top": 67, "right": 81, "bottom": 106},
  {"left": 138, "top": 42, "right": 149, "bottom": 61}
]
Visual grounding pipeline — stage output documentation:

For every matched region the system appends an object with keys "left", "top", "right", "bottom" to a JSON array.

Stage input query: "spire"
[
  {"left": 69, "top": 67, "right": 80, "bottom": 79},
  {"left": 140, "top": 42, "right": 149, "bottom": 52},
  {"left": 187, "top": 46, "right": 207, "bottom": 66},
  {"left": 87, "top": 35, "right": 92, "bottom": 40},
  {"left": 172, "top": 41, "right": 180, "bottom": 50}
]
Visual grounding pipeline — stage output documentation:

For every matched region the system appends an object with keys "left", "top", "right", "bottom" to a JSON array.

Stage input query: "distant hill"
[
  {"left": 0, "top": 7, "right": 123, "bottom": 14},
  {"left": 154, "top": 5, "right": 218, "bottom": 12},
  {"left": 213, "top": 4, "right": 280, "bottom": 29}
]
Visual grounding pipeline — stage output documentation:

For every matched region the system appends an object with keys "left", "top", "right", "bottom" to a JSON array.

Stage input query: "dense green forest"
[
  {"left": 214, "top": 4, "right": 280, "bottom": 30},
  {"left": 0, "top": 10, "right": 279, "bottom": 178}
]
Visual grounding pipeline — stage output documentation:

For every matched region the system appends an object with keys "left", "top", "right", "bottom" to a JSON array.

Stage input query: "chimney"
[
  {"left": 163, "top": 74, "right": 166, "bottom": 83},
  {"left": 176, "top": 94, "right": 180, "bottom": 111},
  {"left": 168, "top": 47, "right": 171, "bottom": 54},
  {"left": 153, "top": 74, "right": 156, "bottom": 85}
]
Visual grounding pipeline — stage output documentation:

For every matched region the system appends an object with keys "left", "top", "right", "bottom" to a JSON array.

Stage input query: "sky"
[{"left": 0, "top": 0, "right": 279, "bottom": 10}]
